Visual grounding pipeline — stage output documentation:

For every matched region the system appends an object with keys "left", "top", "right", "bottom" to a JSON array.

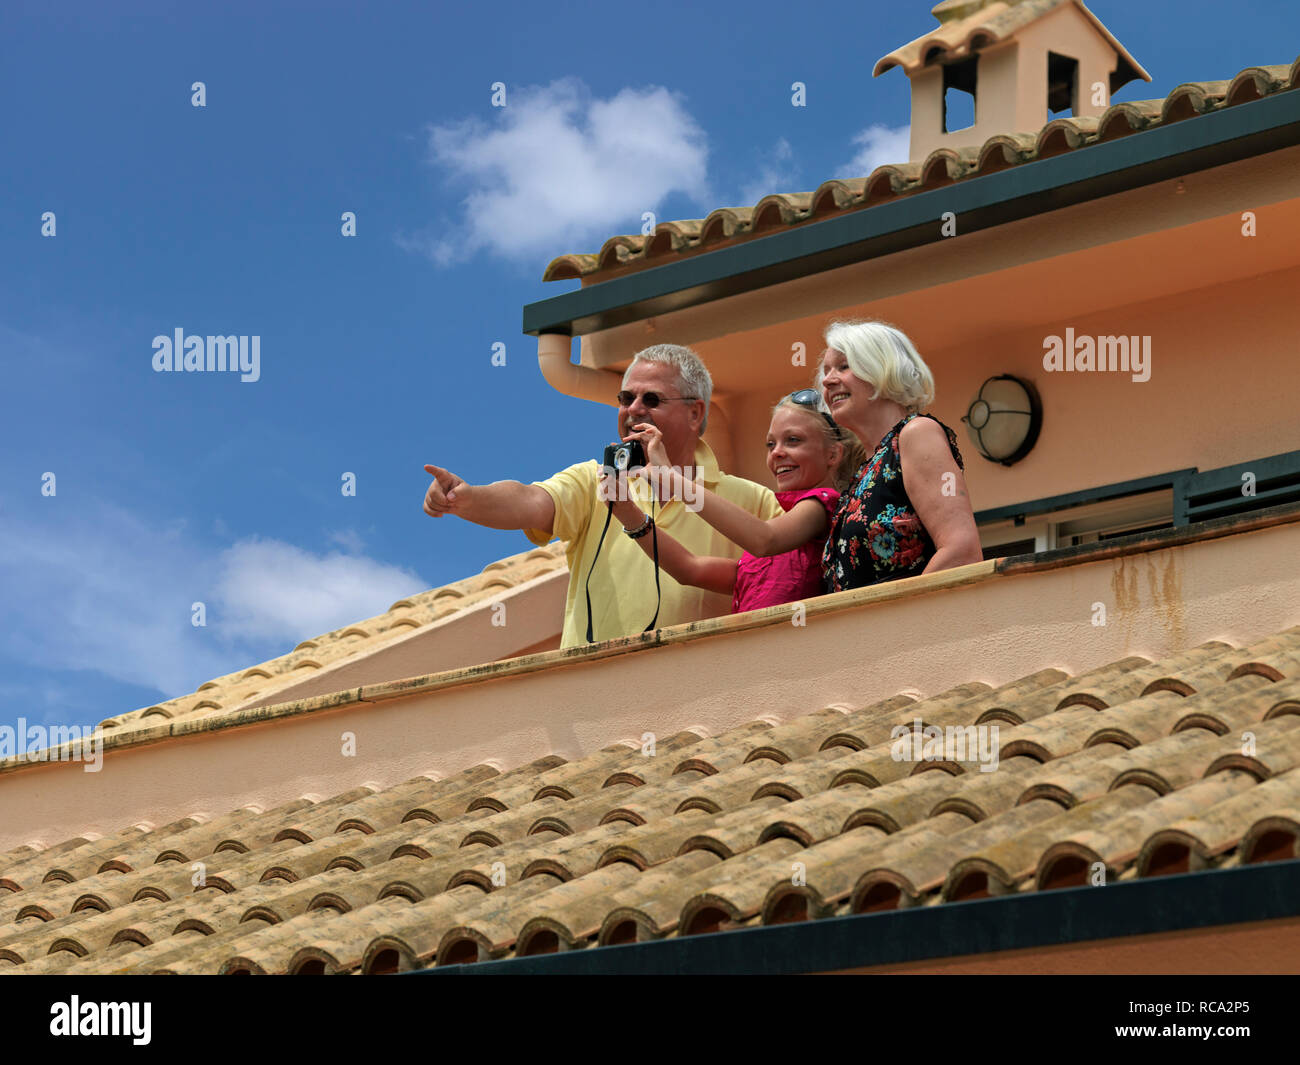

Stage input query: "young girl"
[{"left": 608, "top": 392, "right": 866, "bottom": 613}]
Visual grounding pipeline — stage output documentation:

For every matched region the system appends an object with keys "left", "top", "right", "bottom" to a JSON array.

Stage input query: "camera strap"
[
  {"left": 584, "top": 502, "right": 615, "bottom": 644},
  {"left": 584, "top": 488, "right": 662, "bottom": 643},
  {"left": 645, "top": 500, "right": 660, "bottom": 631}
]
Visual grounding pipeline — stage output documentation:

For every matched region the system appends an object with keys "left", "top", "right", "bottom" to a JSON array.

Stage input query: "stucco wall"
[
  {"left": 720, "top": 257, "right": 1299, "bottom": 515},
  {"left": 925, "top": 263, "right": 1300, "bottom": 513},
  {"left": 6, "top": 515, "right": 1298, "bottom": 854}
]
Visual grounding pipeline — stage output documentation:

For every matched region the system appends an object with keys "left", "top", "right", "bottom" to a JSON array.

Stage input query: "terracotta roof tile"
[
  {"left": 356, "top": 885, "right": 497, "bottom": 973},
  {"left": 1136, "top": 768, "right": 1300, "bottom": 875},
  {"left": 862, "top": 799, "right": 1066, "bottom": 902},
  {"left": 542, "top": 54, "right": 1300, "bottom": 284},
  {"left": 754, "top": 747, "right": 866, "bottom": 796},
  {"left": 598, "top": 852, "right": 726, "bottom": 944},
  {"left": 404, "top": 755, "right": 565, "bottom": 823},
  {"left": 7, "top": 629, "right": 1300, "bottom": 972},
  {"left": 873, "top": 0, "right": 1149, "bottom": 87},
  {"left": 942, "top": 784, "right": 1162, "bottom": 900},
  {"left": 595, "top": 809, "right": 716, "bottom": 869},
  {"left": 928, "top": 755, "right": 1048, "bottom": 819},
  {"left": 682, "top": 795, "right": 793, "bottom": 856},
  {"left": 499, "top": 863, "right": 646, "bottom": 956},
  {"left": 1, "top": 824, "right": 158, "bottom": 893},
  {"left": 1037, "top": 772, "right": 1262, "bottom": 887},
  {"left": 677, "top": 838, "right": 807, "bottom": 935},
  {"left": 840, "top": 764, "right": 977, "bottom": 830}
]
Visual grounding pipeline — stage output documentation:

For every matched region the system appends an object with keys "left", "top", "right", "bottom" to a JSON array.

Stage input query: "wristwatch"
[{"left": 624, "top": 513, "right": 655, "bottom": 540}]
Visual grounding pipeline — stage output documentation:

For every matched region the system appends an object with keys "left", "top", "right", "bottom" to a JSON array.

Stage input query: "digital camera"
[{"left": 602, "top": 440, "right": 646, "bottom": 472}]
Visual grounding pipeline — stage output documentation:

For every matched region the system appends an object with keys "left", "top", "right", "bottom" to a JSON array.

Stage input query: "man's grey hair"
[{"left": 624, "top": 344, "right": 712, "bottom": 431}]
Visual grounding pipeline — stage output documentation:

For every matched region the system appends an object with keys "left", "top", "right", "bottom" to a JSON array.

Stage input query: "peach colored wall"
[
  {"left": 5, "top": 516, "right": 1298, "bottom": 854},
  {"left": 909, "top": 41, "right": 1020, "bottom": 161},
  {"left": 725, "top": 257, "right": 1300, "bottom": 505},
  {"left": 581, "top": 149, "right": 1300, "bottom": 509},
  {"left": 924, "top": 264, "right": 1300, "bottom": 513},
  {"left": 908, "top": 65, "right": 948, "bottom": 162},
  {"left": 1015, "top": 3, "right": 1119, "bottom": 119},
  {"left": 719, "top": 261, "right": 1300, "bottom": 506}
]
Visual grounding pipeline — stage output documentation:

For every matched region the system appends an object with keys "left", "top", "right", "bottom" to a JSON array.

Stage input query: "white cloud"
[
  {"left": 0, "top": 501, "right": 427, "bottom": 703},
  {"left": 738, "top": 138, "right": 800, "bottom": 206},
  {"left": 327, "top": 528, "right": 367, "bottom": 554},
  {"left": 838, "top": 123, "right": 911, "bottom": 177},
  {"left": 216, "top": 538, "right": 420, "bottom": 644},
  {"left": 400, "top": 78, "right": 710, "bottom": 265}
]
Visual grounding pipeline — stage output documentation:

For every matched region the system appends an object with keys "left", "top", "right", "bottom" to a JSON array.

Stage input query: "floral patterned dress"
[{"left": 822, "top": 413, "right": 965, "bottom": 593}]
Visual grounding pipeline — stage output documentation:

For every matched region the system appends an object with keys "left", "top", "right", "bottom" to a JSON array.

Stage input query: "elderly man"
[{"left": 424, "top": 344, "right": 781, "bottom": 647}]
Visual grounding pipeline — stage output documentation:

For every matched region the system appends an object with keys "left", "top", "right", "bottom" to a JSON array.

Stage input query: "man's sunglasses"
[
  {"left": 789, "top": 389, "right": 841, "bottom": 435},
  {"left": 617, "top": 390, "right": 699, "bottom": 409}
]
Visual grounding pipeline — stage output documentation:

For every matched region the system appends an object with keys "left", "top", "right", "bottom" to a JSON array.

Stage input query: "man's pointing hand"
[{"left": 423, "top": 464, "right": 468, "bottom": 517}]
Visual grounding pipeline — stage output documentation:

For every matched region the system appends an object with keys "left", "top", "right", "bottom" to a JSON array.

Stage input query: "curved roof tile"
[
  {"left": 544, "top": 55, "right": 1298, "bottom": 284},
  {"left": 873, "top": 1, "right": 1149, "bottom": 90},
  {"left": 7, "top": 627, "right": 1300, "bottom": 973}
]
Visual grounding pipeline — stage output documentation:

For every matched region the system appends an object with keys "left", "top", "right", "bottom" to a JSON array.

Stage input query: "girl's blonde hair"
[{"left": 771, "top": 396, "right": 867, "bottom": 493}]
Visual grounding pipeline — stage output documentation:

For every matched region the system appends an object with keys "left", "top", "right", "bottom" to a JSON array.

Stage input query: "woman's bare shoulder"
[{"left": 898, "top": 415, "right": 948, "bottom": 447}]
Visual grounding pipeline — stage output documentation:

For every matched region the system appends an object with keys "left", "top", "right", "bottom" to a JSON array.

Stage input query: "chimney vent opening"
[
  {"left": 942, "top": 55, "right": 978, "bottom": 132},
  {"left": 1047, "top": 51, "right": 1080, "bottom": 117}
]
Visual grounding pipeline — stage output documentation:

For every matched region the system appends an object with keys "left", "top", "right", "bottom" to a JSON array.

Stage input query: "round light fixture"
[{"left": 961, "top": 375, "right": 1042, "bottom": 466}]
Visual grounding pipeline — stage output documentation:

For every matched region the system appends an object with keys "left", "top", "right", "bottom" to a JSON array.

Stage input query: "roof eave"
[
  {"left": 522, "top": 77, "right": 1300, "bottom": 340},
  {"left": 416, "top": 856, "right": 1300, "bottom": 974}
]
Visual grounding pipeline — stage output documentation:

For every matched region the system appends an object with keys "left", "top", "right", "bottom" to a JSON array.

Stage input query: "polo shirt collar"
[{"left": 694, "top": 437, "right": 722, "bottom": 485}]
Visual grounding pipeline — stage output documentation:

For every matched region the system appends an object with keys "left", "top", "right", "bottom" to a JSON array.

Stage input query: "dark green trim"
[
  {"left": 1175, "top": 448, "right": 1300, "bottom": 526},
  {"left": 523, "top": 90, "right": 1300, "bottom": 337},
  {"left": 415, "top": 857, "right": 1300, "bottom": 975},
  {"left": 995, "top": 497, "right": 1300, "bottom": 573},
  {"left": 975, "top": 469, "right": 1193, "bottom": 526}
]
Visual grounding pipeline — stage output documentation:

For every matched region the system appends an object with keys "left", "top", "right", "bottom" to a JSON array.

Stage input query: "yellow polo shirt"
[{"left": 524, "top": 439, "right": 782, "bottom": 647}]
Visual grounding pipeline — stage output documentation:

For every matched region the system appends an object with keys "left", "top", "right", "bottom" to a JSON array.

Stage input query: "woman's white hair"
[
  {"left": 626, "top": 344, "right": 713, "bottom": 431},
  {"left": 820, "top": 320, "right": 935, "bottom": 413}
]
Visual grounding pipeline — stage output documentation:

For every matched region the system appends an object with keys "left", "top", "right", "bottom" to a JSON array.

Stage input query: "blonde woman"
[{"left": 818, "top": 320, "right": 982, "bottom": 591}]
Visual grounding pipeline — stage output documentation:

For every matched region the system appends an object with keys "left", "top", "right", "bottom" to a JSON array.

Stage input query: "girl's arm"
[
  {"left": 605, "top": 476, "right": 737, "bottom": 596},
  {"left": 683, "top": 479, "right": 828, "bottom": 557},
  {"left": 627, "top": 422, "right": 828, "bottom": 557}
]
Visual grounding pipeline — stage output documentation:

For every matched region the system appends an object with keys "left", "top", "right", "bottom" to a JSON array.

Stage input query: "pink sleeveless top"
[{"left": 732, "top": 487, "right": 840, "bottom": 613}]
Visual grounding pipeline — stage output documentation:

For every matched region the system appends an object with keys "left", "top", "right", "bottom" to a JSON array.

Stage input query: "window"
[
  {"left": 974, "top": 451, "right": 1300, "bottom": 560},
  {"left": 978, "top": 492, "right": 1174, "bottom": 557}
]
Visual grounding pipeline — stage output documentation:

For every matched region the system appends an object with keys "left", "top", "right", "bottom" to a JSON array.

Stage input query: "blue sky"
[{"left": 2, "top": 0, "right": 1295, "bottom": 734}]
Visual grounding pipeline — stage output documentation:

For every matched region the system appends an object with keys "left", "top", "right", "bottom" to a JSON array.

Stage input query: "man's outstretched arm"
[{"left": 423, "top": 464, "right": 555, "bottom": 536}]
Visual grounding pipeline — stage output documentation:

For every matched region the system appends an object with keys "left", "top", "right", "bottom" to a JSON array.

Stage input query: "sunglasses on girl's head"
[
  {"left": 789, "top": 389, "right": 842, "bottom": 435},
  {"left": 617, "top": 390, "right": 698, "bottom": 408}
]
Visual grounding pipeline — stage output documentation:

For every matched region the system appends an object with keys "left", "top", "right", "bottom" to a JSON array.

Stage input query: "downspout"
[
  {"left": 705, "top": 401, "right": 736, "bottom": 474},
  {"left": 537, "top": 332, "right": 621, "bottom": 406}
]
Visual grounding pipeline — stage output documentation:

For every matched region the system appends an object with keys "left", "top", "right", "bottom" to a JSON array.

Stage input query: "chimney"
[{"left": 875, "top": 0, "right": 1150, "bottom": 163}]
